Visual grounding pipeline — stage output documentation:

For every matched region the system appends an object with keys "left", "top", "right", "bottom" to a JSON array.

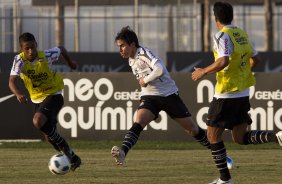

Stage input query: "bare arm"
[
  {"left": 191, "top": 56, "right": 229, "bottom": 81},
  {"left": 9, "top": 75, "right": 27, "bottom": 103},
  {"left": 250, "top": 54, "right": 261, "bottom": 69},
  {"left": 58, "top": 46, "right": 77, "bottom": 70}
]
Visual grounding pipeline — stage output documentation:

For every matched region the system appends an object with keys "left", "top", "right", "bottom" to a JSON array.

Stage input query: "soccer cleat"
[
  {"left": 209, "top": 178, "right": 234, "bottom": 184},
  {"left": 276, "top": 131, "right": 282, "bottom": 146},
  {"left": 111, "top": 146, "right": 125, "bottom": 165},
  {"left": 70, "top": 154, "right": 81, "bottom": 171},
  {"left": 59, "top": 149, "right": 81, "bottom": 171},
  {"left": 226, "top": 155, "right": 234, "bottom": 170}
]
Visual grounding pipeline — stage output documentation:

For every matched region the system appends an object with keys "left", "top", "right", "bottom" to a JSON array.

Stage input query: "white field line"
[{"left": 0, "top": 139, "right": 42, "bottom": 143}]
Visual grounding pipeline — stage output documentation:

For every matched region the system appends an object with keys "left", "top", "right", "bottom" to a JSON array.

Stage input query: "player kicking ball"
[
  {"left": 9, "top": 32, "right": 81, "bottom": 171},
  {"left": 110, "top": 26, "right": 234, "bottom": 170}
]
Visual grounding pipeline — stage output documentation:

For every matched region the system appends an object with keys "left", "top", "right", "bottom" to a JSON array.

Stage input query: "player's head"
[
  {"left": 115, "top": 26, "right": 140, "bottom": 59},
  {"left": 19, "top": 32, "right": 38, "bottom": 61},
  {"left": 115, "top": 26, "right": 140, "bottom": 48},
  {"left": 213, "top": 1, "right": 233, "bottom": 25}
]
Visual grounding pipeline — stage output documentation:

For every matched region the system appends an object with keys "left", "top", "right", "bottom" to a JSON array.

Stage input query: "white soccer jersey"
[
  {"left": 129, "top": 47, "right": 178, "bottom": 96},
  {"left": 10, "top": 47, "right": 61, "bottom": 76}
]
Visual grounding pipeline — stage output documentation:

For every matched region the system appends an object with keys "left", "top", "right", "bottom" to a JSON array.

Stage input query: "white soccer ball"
[{"left": 48, "top": 153, "right": 71, "bottom": 175}]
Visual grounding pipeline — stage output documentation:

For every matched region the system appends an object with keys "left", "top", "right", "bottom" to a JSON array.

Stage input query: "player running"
[
  {"left": 9, "top": 32, "right": 81, "bottom": 171},
  {"left": 110, "top": 26, "right": 233, "bottom": 168},
  {"left": 192, "top": 2, "right": 282, "bottom": 184}
]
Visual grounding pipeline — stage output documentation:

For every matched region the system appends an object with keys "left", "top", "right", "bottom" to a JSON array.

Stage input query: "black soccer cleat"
[{"left": 70, "top": 154, "right": 81, "bottom": 171}]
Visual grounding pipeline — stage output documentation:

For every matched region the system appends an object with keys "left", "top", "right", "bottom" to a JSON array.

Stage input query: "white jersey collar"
[{"left": 129, "top": 47, "right": 142, "bottom": 66}]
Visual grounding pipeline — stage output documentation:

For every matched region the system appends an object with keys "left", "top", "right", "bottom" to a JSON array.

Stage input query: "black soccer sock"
[
  {"left": 243, "top": 131, "right": 277, "bottom": 145},
  {"left": 121, "top": 123, "right": 143, "bottom": 155},
  {"left": 40, "top": 122, "right": 73, "bottom": 157},
  {"left": 193, "top": 127, "right": 211, "bottom": 149},
  {"left": 45, "top": 136, "right": 61, "bottom": 152},
  {"left": 210, "top": 141, "right": 231, "bottom": 181}
]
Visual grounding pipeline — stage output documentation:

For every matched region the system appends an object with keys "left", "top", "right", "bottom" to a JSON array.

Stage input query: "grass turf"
[{"left": 0, "top": 141, "right": 281, "bottom": 184}]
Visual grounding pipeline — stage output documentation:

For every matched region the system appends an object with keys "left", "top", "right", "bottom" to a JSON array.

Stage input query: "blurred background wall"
[
  {"left": 0, "top": 0, "right": 281, "bottom": 61},
  {"left": 1, "top": 0, "right": 282, "bottom": 140}
]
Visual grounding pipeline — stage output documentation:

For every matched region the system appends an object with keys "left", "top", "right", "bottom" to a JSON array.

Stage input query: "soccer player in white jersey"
[
  {"left": 192, "top": 2, "right": 282, "bottom": 184},
  {"left": 110, "top": 26, "right": 231, "bottom": 167},
  {"left": 9, "top": 32, "right": 81, "bottom": 171}
]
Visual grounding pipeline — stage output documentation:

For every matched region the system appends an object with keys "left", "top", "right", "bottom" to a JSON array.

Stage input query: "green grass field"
[{"left": 0, "top": 141, "right": 281, "bottom": 184}]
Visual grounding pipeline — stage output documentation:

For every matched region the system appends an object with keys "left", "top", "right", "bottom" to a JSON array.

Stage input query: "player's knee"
[
  {"left": 33, "top": 113, "right": 46, "bottom": 129},
  {"left": 207, "top": 136, "right": 216, "bottom": 144},
  {"left": 207, "top": 132, "right": 221, "bottom": 144},
  {"left": 183, "top": 124, "right": 198, "bottom": 136},
  {"left": 32, "top": 116, "right": 41, "bottom": 129},
  {"left": 232, "top": 137, "right": 244, "bottom": 145}
]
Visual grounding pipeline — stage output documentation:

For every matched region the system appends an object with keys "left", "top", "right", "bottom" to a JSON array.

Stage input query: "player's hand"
[
  {"left": 191, "top": 67, "right": 206, "bottom": 81},
  {"left": 17, "top": 94, "right": 28, "bottom": 103},
  {"left": 139, "top": 78, "right": 147, "bottom": 87},
  {"left": 70, "top": 60, "right": 77, "bottom": 70}
]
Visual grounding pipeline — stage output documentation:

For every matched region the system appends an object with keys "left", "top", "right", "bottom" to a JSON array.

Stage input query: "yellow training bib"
[
  {"left": 19, "top": 51, "right": 64, "bottom": 102},
  {"left": 213, "top": 27, "right": 256, "bottom": 94}
]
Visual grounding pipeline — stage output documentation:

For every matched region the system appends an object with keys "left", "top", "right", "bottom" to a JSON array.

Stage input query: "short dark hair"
[
  {"left": 115, "top": 26, "right": 140, "bottom": 48},
  {"left": 19, "top": 32, "right": 36, "bottom": 44},
  {"left": 213, "top": 1, "right": 233, "bottom": 25}
]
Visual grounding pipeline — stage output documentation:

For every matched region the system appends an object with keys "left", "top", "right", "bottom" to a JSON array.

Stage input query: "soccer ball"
[{"left": 48, "top": 153, "right": 71, "bottom": 175}]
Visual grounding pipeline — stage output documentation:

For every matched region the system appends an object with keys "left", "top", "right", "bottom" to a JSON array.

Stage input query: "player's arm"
[
  {"left": 58, "top": 46, "right": 77, "bottom": 70},
  {"left": 9, "top": 56, "right": 27, "bottom": 103},
  {"left": 200, "top": 56, "right": 229, "bottom": 75},
  {"left": 249, "top": 44, "right": 261, "bottom": 69},
  {"left": 9, "top": 75, "right": 27, "bottom": 103},
  {"left": 192, "top": 32, "right": 231, "bottom": 81},
  {"left": 140, "top": 62, "right": 164, "bottom": 87},
  {"left": 139, "top": 49, "right": 164, "bottom": 87},
  {"left": 192, "top": 57, "right": 229, "bottom": 81},
  {"left": 250, "top": 55, "right": 261, "bottom": 69}
]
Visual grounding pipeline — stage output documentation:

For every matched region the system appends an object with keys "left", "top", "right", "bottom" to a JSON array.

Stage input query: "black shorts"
[
  {"left": 207, "top": 96, "right": 252, "bottom": 130},
  {"left": 34, "top": 94, "right": 64, "bottom": 125},
  {"left": 138, "top": 92, "right": 191, "bottom": 119}
]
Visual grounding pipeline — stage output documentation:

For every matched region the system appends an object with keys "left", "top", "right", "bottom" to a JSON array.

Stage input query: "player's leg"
[
  {"left": 44, "top": 134, "right": 60, "bottom": 152},
  {"left": 206, "top": 97, "right": 235, "bottom": 183},
  {"left": 123, "top": 109, "right": 154, "bottom": 153},
  {"left": 232, "top": 122, "right": 278, "bottom": 145},
  {"left": 33, "top": 94, "right": 81, "bottom": 171},
  {"left": 38, "top": 116, "right": 81, "bottom": 171},
  {"left": 164, "top": 93, "right": 211, "bottom": 149},
  {"left": 34, "top": 112, "right": 72, "bottom": 157},
  {"left": 111, "top": 109, "right": 154, "bottom": 165},
  {"left": 208, "top": 126, "right": 233, "bottom": 183},
  {"left": 231, "top": 96, "right": 278, "bottom": 145},
  {"left": 174, "top": 116, "right": 237, "bottom": 170},
  {"left": 175, "top": 117, "right": 210, "bottom": 149},
  {"left": 111, "top": 97, "right": 157, "bottom": 165}
]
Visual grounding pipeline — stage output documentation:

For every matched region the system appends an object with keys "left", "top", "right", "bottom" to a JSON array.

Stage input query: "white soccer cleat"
[
  {"left": 209, "top": 178, "right": 234, "bottom": 184},
  {"left": 111, "top": 146, "right": 125, "bottom": 165},
  {"left": 276, "top": 131, "right": 282, "bottom": 146},
  {"left": 226, "top": 156, "right": 234, "bottom": 170}
]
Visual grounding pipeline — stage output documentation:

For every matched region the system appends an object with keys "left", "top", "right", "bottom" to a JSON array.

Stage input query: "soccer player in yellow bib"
[
  {"left": 9, "top": 32, "right": 81, "bottom": 171},
  {"left": 192, "top": 2, "right": 282, "bottom": 184}
]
